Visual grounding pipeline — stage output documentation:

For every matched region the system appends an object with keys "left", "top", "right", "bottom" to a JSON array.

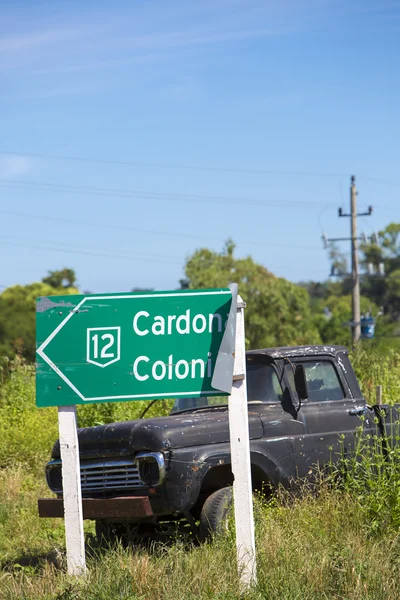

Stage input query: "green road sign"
[{"left": 36, "top": 289, "right": 232, "bottom": 408}]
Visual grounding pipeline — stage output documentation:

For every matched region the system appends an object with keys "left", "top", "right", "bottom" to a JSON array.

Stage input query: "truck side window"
[
  {"left": 305, "top": 361, "right": 344, "bottom": 401},
  {"left": 287, "top": 360, "right": 344, "bottom": 402},
  {"left": 247, "top": 363, "right": 283, "bottom": 404}
]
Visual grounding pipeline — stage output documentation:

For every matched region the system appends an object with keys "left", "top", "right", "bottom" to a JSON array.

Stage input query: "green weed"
[
  {"left": 326, "top": 415, "right": 400, "bottom": 535},
  {"left": 351, "top": 345, "right": 400, "bottom": 404},
  {"left": 1, "top": 350, "right": 400, "bottom": 598}
]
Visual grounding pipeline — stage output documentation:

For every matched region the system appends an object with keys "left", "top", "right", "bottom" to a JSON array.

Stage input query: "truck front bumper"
[{"left": 38, "top": 496, "right": 153, "bottom": 520}]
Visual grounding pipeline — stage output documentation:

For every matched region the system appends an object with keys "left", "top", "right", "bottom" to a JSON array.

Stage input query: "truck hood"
[{"left": 52, "top": 409, "right": 264, "bottom": 459}]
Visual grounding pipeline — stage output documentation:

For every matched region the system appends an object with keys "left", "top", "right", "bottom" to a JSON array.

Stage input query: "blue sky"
[{"left": 0, "top": 0, "right": 399, "bottom": 293}]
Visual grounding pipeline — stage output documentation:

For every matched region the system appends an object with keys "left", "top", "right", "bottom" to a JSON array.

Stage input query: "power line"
[
  {"left": 0, "top": 178, "right": 330, "bottom": 209},
  {"left": 0, "top": 234, "right": 183, "bottom": 263},
  {"left": 0, "top": 240, "right": 327, "bottom": 277},
  {"left": 0, "top": 208, "right": 321, "bottom": 251},
  {"left": 0, "top": 240, "right": 183, "bottom": 265},
  {"left": 0, "top": 149, "right": 350, "bottom": 178},
  {"left": 375, "top": 210, "right": 400, "bottom": 220},
  {"left": 358, "top": 176, "right": 400, "bottom": 188},
  {"left": 3, "top": 149, "right": 400, "bottom": 190},
  {"left": 2, "top": 150, "right": 400, "bottom": 187}
]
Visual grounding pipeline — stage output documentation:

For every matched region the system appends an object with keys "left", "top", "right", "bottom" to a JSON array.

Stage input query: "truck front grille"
[{"left": 46, "top": 459, "right": 145, "bottom": 496}]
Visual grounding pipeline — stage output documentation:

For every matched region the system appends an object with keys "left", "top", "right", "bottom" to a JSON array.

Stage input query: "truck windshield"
[{"left": 171, "top": 363, "right": 283, "bottom": 413}]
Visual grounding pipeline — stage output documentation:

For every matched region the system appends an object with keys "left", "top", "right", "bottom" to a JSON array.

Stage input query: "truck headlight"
[
  {"left": 135, "top": 452, "right": 166, "bottom": 487},
  {"left": 45, "top": 459, "right": 62, "bottom": 493}
]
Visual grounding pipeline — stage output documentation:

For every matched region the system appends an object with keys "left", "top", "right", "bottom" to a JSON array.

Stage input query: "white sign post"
[
  {"left": 58, "top": 406, "right": 86, "bottom": 576},
  {"left": 228, "top": 296, "right": 257, "bottom": 589}
]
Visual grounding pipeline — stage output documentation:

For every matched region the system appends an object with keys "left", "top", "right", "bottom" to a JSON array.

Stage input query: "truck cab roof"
[{"left": 247, "top": 345, "right": 348, "bottom": 360}]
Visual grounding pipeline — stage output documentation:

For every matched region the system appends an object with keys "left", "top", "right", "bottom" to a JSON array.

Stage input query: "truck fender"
[{"left": 198, "top": 449, "right": 290, "bottom": 496}]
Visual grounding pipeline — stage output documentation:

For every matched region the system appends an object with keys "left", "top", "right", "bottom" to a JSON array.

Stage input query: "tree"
[
  {"left": 328, "top": 242, "right": 348, "bottom": 276},
  {"left": 182, "top": 240, "right": 321, "bottom": 349},
  {"left": 313, "top": 294, "right": 379, "bottom": 346},
  {"left": 384, "top": 269, "right": 400, "bottom": 322},
  {"left": 0, "top": 278, "right": 79, "bottom": 361},
  {"left": 42, "top": 268, "right": 77, "bottom": 289},
  {"left": 360, "top": 223, "right": 400, "bottom": 323}
]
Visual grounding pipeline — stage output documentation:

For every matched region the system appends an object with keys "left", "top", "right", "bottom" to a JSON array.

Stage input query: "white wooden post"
[
  {"left": 58, "top": 405, "right": 86, "bottom": 576},
  {"left": 228, "top": 296, "right": 257, "bottom": 589},
  {"left": 376, "top": 385, "right": 383, "bottom": 405}
]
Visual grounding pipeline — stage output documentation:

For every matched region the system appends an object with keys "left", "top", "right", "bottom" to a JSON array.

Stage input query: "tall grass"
[
  {"left": 327, "top": 414, "right": 400, "bottom": 535},
  {"left": 1, "top": 349, "right": 400, "bottom": 598},
  {"left": 1, "top": 481, "right": 400, "bottom": 600},
  {"left": 351, "top": 345, "right": 400, "bottom": 404}
]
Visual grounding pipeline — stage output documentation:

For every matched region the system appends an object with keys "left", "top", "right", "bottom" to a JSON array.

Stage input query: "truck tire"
[{"left": 199, "top": 486, "right": 233, "bottom": 541}]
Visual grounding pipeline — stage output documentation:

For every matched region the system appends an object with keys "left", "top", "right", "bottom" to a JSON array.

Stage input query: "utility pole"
[
  {"left": 350, "top": 176, "right": 361, "bottom": 343},
  {"left": 322, "top": 175, "right": 372, "bottom": 346}
]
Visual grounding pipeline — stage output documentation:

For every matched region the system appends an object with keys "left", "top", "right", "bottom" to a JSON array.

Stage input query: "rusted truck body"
[{"left": 39, "top": 345, "right": 398, "bottom": 540}]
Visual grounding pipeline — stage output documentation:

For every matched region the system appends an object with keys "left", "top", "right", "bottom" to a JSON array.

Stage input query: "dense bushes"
[
  {"left": 0, "top": 356, "right": 173, "bottom": 472},
  {"left": 0, "top": 359, "right": 58, "bottom": 470}
]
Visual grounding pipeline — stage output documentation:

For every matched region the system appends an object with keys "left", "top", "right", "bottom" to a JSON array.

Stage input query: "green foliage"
[
  {"left": 1, "top": 476, "right": 400, "bottom": 598},
  {"left": 326, "top": 420, "right": 400, "bottom": 536},
  {"left": 375, "top": 222, "right": 400, "bottom": 258},
  {"left": 327, "top": 241, "right": 348, "bottom": 276},
  {"left": 0, "top": 280, "right": 79, "bottom": 361},
  {"left": 77, "top": 398, "right": 173, "bottom": 428},
  {"left": 313, "top": 294, "right": 378, "bottom": 346},
  {"left": 350, "top": 345, "right": 400, "bottom": 405},
  {"left": 0, "top": 466, "right": 66, "bottom": 565},
  {"left": 384, "top": 268, "right": 400, "bottom": 322},
  {"left": 183, "top": 240, "right": 321, "bottom": 348},
  {"left": 0, "top": 357, "right": 173, "bottom": 463},
  {"left": 360, "top": 222, "right": 400, "bottom": 323},
  {"left": 0, "top": 358, "right": 58, "bottom": 469},
  {"left": 42, "top": 268, "right": 77, "bottom": 289},
  {"left": 0, "top": 352, "right": 400, "bottom": 598},
  {"left": 303, "top": 221, "right": 400, "bottom": 343}
]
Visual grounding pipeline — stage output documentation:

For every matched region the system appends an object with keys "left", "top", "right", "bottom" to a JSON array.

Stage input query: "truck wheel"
[{"left": 199, "top": 486, "right": 233, "bottom": 541}]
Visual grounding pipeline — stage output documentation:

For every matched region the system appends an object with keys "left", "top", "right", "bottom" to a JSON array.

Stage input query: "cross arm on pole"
[
  {"left": 326, "top": 236, "right": 365, "bottom": 243},
  {"left": 339, "top": 207, "right": 373, "bottom": 218}
]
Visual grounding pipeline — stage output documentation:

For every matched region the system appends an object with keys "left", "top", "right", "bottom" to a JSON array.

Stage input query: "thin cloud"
[
  {"left": 32, "top": 26, "right": 289, "bottom": 76},
  {"left": 0, "top": 28, "right": 86, "bottom": 53},
  {"left": 33, "top": 52, "right": 167, "bottom": 75},
  {"left": 0, "top": 2, "right": 322, "bottom": 76},
  {"left": 0, "top": 155, "right": 33, "bottom": 178},
  {"left": 101, "top": 24, "right": 298, "bottom": 56},
  {"left": 118, "top": 25, "right": 290, "bottom": 50},
  {"left": 23, "top": 82, "right": 102, "bottom": 99},
  {"left": 3, "top": 1, "right": 376, "bottom": 77}
]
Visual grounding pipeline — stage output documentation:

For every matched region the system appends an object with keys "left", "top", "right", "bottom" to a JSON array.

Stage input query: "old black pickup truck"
[{"left": 38, "top": 344, "right": 398, "bottom": 541}]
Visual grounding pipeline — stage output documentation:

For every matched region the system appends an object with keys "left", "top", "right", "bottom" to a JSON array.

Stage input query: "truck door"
[
  {"left": 284, "top": 357, "right": 372, "bottom": 480},
  {"left": 246, "top": 355, "right": 306, "bottom": 486}
]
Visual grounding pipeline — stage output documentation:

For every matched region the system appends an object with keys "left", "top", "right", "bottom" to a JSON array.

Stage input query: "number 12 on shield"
[{"left": 86, "top": 327, "right": 121, "bottom": 368}]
